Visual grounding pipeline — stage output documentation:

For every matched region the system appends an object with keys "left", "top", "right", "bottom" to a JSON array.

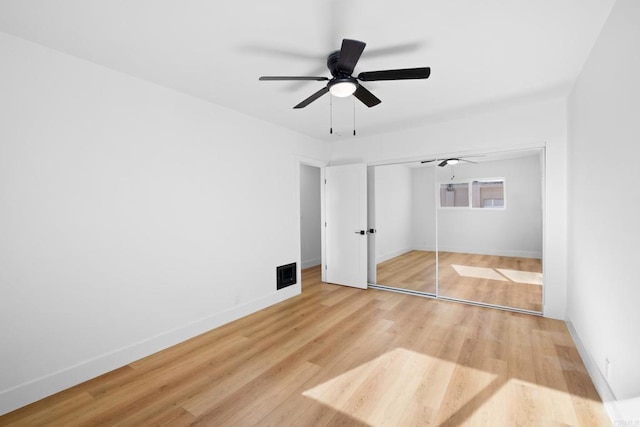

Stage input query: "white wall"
[
  {"left": 411, "top": 167, "right": 437, "bottom": 251},
  {"left": 330, "top": 97, "right": 567, "bottom": 319},
  {"left": 433, "top": 154, "right": 543, "bottom": 258},
  {"left": 567, "top": 0, "right": 640, "bottom": 421},
  {"left": 373, "top": 164, "right": 413, "bottom": 263},
  {"left": 299, "top": 164, "right": 321, "bottom": 268},
  {"left": 0, "top": 32, "right": 329, "bottom": 415}
]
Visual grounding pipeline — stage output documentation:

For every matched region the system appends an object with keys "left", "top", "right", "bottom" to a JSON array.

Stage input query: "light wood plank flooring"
[
  {"left": 377, "top": 251, "right": 543, "bottom": 312},
  {"left": 0, "top": 266, "right": 608, "bottom": 426}
]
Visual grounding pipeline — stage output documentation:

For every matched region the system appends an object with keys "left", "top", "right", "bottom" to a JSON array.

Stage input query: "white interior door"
[{"left": 324, "top": 163, "right": 368, "bottom": 289}]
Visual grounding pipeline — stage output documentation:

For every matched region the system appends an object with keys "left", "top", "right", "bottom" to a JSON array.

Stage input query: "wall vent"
[{"left": 276, "top": 263, "right": 297, "bottom": 290}]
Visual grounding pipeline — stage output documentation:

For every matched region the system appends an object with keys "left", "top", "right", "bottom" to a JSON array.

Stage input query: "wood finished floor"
[
  {"left": 377, "top": 251, "right": 543, "bottom": 312},
  {"left": 0, "top": 266, "right": 608, "bottom": 426}
]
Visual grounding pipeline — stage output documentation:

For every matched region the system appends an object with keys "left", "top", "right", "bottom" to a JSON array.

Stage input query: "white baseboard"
[
  {"left": 301, "top": 257, "right": 321, "bottom": 269},
  {"left": 0, "top": 285, "right": 300, "bottom": 416},
  {"left": 566, "top": 321, "right": 622, "bottom": 425}
]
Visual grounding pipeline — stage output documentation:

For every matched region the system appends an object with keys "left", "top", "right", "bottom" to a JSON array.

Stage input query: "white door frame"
[{"left": 296, "top": 156, "right": 328, "bottom": 284}]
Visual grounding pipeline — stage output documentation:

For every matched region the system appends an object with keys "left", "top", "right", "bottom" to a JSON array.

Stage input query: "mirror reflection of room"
[
  {"left": 436, "top": 150, "right": 543, "bottom": 312},
  {"left": 373, "top": 162, "right": 437, "bottom": 295},
  {"left": 373, "top": 148, "right": 543, "bottom": 313}
]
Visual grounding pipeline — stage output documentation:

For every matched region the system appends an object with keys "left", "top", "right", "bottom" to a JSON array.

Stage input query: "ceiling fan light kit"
[
  {"left": 328, "top": 78, "right": 358, "bottom": 97},
  {"left": 259, "top": 38, "right": 431, "bottom": 113}
]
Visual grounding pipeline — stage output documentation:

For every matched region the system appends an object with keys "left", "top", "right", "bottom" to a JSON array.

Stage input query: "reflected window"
[
  {"left": 440, "top": 178, "right": 505, "bottom": 209},
  {"left": 439, "top": 183, "right": 469, "bottom": 207},
  {"left": 472, "top": 179, "right": 505, "bottom": 209}
]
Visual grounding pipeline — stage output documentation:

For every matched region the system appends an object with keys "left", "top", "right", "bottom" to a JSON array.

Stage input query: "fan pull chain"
[
  {"left": 353, "top": 96, "right": 356, "bottom": 136},
  {"left": 329, "top": 95, "right": 333, "bottom": 134}
]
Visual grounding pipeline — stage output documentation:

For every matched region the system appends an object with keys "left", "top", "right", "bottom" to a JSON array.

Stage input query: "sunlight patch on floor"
[
  {"left": 452, "top": 264, "right": 508, "bottom": 281},
  {"left": 452, "top": 264, "right": 543, "bottom": 286},
  {"left": 503, "top": 378, "right": 594, "bottom": 426},
  {"left": 303, "top": 348, "right": 497, "bottom": 425},
  {"left": 496, "top": 268, "right": 543, "bottom": 285}
]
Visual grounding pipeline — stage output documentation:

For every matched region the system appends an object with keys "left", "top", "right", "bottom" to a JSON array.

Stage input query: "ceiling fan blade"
[
  {"left": 358, "top": 67, "right": 431, "bottom": 81},
  {"left": 362, "top": 41, "right": 424, "bottom": 59},
  {"left": 337, "top": 39, "right": 366, "bottom": 75},
  {"left": 421, "top": 159, "right": 436, "bottom": 164},
  {"left": 353, "top": 84, "right": 381, "bottom": 108},
  {"left": 460, "top": 159, "right": 478, "bottom": 164},
  {"left": 293, "top": 87, "right": 329, "bottom": 109},
  {"left": 438, "top": 160, "right": 449, "bottom": 167},
  {"left": 242, "top": 45, "right": 324, "bottom": 61},
  {"left": 259, "top": 76, "right": 329, "bottom": 81}
]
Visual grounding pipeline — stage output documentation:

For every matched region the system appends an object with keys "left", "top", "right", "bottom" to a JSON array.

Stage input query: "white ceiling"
[{"left": 0, "top": 0, "right": 615, "bottom": 141}]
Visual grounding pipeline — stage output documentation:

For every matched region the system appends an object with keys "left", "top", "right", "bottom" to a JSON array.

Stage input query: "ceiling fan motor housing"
[
  {"left": 327, "top": 51, "right": 342, "bottom": 77},
  {"left": 326, "top": 51, "right": 359, "bottom": 97}
]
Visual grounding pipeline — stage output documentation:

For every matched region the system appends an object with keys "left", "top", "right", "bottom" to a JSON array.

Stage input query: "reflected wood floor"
[
  {"left": 376, "top": 250, "right": 438, "bottom": 293},
  {"left": 377, "top": 251, "right": 543, "bottom": 312},
  {"left": 0, "top": 266, "right": 608, "bottom": 426}
]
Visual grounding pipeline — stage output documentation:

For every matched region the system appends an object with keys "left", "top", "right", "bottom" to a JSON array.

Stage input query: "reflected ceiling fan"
[
  {"left": 259, "top": 39, "right": 430, "bottom": 109},
  {"left": 421, "top": 155, "right": 485, "bottom": 167}
]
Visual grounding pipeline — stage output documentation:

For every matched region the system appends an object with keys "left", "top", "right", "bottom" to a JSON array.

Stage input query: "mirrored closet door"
[
  {"left": 371, "top": 163, "right": 436, "bottom": 295},
  {"left": 369, "top": 148, "right": 544, "bottom": 314},
  {"left": 436, "top": 149, "right": 543, "bottom": 313}
]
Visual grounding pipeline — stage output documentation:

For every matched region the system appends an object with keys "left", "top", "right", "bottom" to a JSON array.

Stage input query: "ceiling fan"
[
  {"left": 421, "top": 156, "right": 485, "bottom": 167},
  {"left": 259, "top": 39, "right": 431, "bottom": 109}
]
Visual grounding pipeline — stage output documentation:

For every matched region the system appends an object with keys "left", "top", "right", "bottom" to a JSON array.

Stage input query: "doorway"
[{"left": 299, "top": 163, "right": 323, "bottom": 292}]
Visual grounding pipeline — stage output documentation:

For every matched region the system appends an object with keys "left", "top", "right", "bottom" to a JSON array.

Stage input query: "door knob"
[{"left": 354, "top": 230, "right": 366, "bottom": 235}]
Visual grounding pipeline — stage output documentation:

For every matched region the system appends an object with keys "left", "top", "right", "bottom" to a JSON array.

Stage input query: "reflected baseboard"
[
  {"left": 376, "top": 247, "right": 414, "bottom": 264},
  {"left": 437, "top": 247, "right": 542, "bottom": 259},
  {"left": 397, "top": 246, "right": 542, "bottom": 259}
]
